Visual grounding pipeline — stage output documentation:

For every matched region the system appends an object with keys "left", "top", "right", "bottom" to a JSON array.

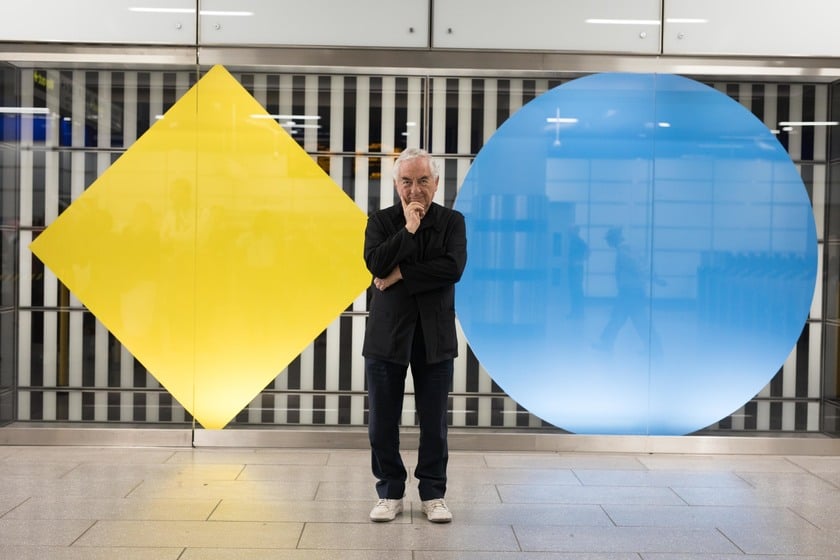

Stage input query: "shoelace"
[{"left": 425, "top": 499, "right": 448, "bottom": 512}]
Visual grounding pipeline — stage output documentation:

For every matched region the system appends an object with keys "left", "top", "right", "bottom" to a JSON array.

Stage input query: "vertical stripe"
[
  {"left": 351, "top": 315, "right": 366, "bottom": 394},
  {"left": 355, "top": 77, "right": 370, "bottom": 153},
  {"left": 787, "top": 85, "right": 803, "bottom": 160},
  {"left": 445, "top": 79, "right": 458, "bottom": 154},
  {"left": 469, "top": 79, "right": 483, "bottom": 153},
  {"left": 402, "top": 391, "right": 415, "bottom": 426},
  {"left": 431, "top": 78, "right": 447, "bottom": 154},
  {"left": 738, "top": 83, "right": 752, "bottom": 113},
  {"left": 120, "top": 346, "right": 133, "bottom": 420},
  {"left": 368, "top": 77, "right": 382, "bottom": 152},
  {"left": 338, "top": 315, "right": 352, "bottom": 391},
  {"left": 94, "top": 320, "right": 108, "bottom": 420},
  {"left": 812, "top": 165, "right": 827, "bottom": 249},
  {"left": 762, "top": 84, "right": 778, "bottom": 133},
  {"left": 303, "top": 75, "right": 319, "bottom": 151},
  {"left": 380, "top": 76, "right": 396, "bottom": 155},
  {"left": 508, "top": 79, "right": 524, "bottom": 115},
  {"left": 482, "top": 79, "right": 497, "bottom": 146},
  {"left": 756, "top": 399, "right": 770, "bottom": 431},
  {"left": 452, "top": 395, "right": 466, "bottom": 426},
  {"left": 379, "top": 155, "right": 393, "bottom": 209},
  {"left": 729, "top": 405, "right": 745, "bottom": 431},
  {"left": 395, "top": 77, "right": 408, "bottom": 151},
  {"left": 123, "top": 72, "right": 138, "bottom": 146},
  {"left": 406, "top": 77, "right": 423, "bottom": 150},
  {"left": 808, "top": 322, "right": 821, "bottom": 399},
  {"left": 457, "top": 78, "right": 471, "bottom": 156},
  {"left": 813, "top": 85, "right": 829, "bottom": 160},
  {"left": 299, "top": 344, "right": 314, "bottom": 424}
]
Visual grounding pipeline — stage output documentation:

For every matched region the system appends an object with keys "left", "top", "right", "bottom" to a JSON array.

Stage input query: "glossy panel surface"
[
  {"left": 433, "top": 0, "right": 661, "bottom": 53},
  {"left": 0, "top": 0, "right": 196, "bottom": 45},
  {"left": 454, "top": 73, "right": 818, "bottom": 435},
  {"left": 200, "top": 0, "right": 429, "bottom": 47},
  {"left": 664, "top": 0, "right": 840, "bottom": 57},
  {"left": 29, "top": 65, "right": 370, "bottom": 429}
]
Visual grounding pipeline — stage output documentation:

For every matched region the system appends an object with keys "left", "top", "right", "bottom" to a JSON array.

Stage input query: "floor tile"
[
  {"left": 498, "top": 483, "right": 686, "bottom": 505},
  {"left": 0, "top": 519, "right": 94, "bottom": 546},
  {"left": 4, "top": 496, "right": 219, "bottom": 521},
  {"left": 238, "top": 464, "right": 370, "bottom": 483},
  {"left": 441, "top": 503, "right": 612, "bottom": 526},
  {"left": 414, "top": 554, "right": 640, "bottom": 560},
  {"left": 180, "top": 550, "right": 413, "bottom": 559},
  {"left": 128, "top": 479, "right": 318, "bottom": 500},
  {"left": 574, "top": 469, "right": 749, "bottom": 488},
  {"left": 74, "top": 519, "right": 303, "bottom": 548},
  {"left": 636, "top": 454, "right": 804, "bottom": 473},
  {"left": 211, "top": 499, "right": 411, "bottom": 524},
  {"left": 719, "top": 525, "right": 840, "bottom": 555},
  {"left": 298, "top": 522, "right": 520, "bottom": 551},
  {"left": 167, "top": 449, "right": 330, "bottom": 466},
  {"left": 640, "top": 554, "right": 830, "bottom": 560},
  {"left": 448, "top": 466, "right": 579, "bottom": 485},
  {"left": 0, "top": 546, "right": 182, "bottom": 560},
  {"left": 485, "top": 453, "right": 646, "bottom": 470},
  {"left": 603, "top": 504, "right": 816, "bottom": 529},
  {"left": 514, "top": 525, "right": 739, "bottom": 553}
]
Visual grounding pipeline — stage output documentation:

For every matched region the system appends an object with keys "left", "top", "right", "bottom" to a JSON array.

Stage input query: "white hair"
[{"left": 392, "top": 147, "right": 440, "bottom": 180}]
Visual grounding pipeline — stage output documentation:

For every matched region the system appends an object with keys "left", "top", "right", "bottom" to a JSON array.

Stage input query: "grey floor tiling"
[
  {"left": 0, "top": 518, "right": 95, "bottom": 546},
  {"left": 413, "top": 554, "right": 641, "bottom": 560},
  {"left": 514, "top": 525, "right": 739, "bottom": 554},
  {"left": 127, "top": 479, "right": 319, "bottom": 500},
  {"left": 602, "top": 504, "right": 817, "bottom": 529},
  {"left": 298, "top": 521, "right": 521, "bottom": 551},
  {"left": 0, "top": 545, "right": 182, "bottom": 560},
  {"left": 718, "top": 526, "right": 840, "bottom": 556},
  {"left": 211, "top": 499, "right": 412, "bottom": 524},
  {"left": 670, "top": 484, "right": 839, "bottom": 508},
  {"left": 74, "top": 519, "right": 303, "bottom": 548},
  {"left": 484, "top": 453, "right": 647, "bottom": 470},
  {"left": 636, "top": 454, "right": 806, "bottom": 473},
  {"left": 573, "top": 469, "right": 751, "bottom": 488},
  {"left": 4, "top": 496, "right": 220, "bottom": 521},
  {"left": 449, "top": 466, "right": 580, "bottom": 485},
  {"left": 498, "top": 483, "right": 687, "bottom": 505},
  {"left": 62, "top": 462, "right": 247, "bottom": 482},
  {"left": 1, "top": 445, "right": 840, "bottom": 558},
  {"left": 238, "top": 464, "right": 371, "bottom": 482},
  {"left": 179, "top": 550, "right": 414, "bottom": 560},
  {"left": 640, "top": 555, "right": 832, "bottom": 560}
]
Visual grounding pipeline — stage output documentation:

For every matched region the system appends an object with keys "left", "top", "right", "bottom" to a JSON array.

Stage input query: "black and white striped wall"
[{"left": 10, "top": 68, "right": 828, "bottom": 433}]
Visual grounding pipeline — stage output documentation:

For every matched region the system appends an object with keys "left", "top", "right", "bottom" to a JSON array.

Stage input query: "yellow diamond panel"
[{"left": 31, "top": 65, "right": 370, "bottom": 429}]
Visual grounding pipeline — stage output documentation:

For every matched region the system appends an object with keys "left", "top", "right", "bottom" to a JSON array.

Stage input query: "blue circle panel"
[{"left": 454, "top": 73, "right": 817, "bottom": 435}]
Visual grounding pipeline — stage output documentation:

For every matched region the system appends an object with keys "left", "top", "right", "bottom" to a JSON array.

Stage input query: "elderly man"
[{"left": 362, "top": 147, "right": 467, "bottom": 523}]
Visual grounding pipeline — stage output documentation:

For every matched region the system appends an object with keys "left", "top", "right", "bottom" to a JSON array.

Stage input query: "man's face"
[{"left": 395, "top": 157, "right": 439, "bottom": 211}]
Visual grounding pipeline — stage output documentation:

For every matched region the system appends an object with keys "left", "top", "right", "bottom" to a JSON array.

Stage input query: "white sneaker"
[
  {"left": 369, "top": 498, "right": 403, "bottom": 522},
  {"left": 421, "top": 498, "right": 452, "bottom": 523}
]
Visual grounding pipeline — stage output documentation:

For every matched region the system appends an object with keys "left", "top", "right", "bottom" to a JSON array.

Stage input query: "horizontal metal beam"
[
  {"left": 1, "top": 424, "right": 837, "bottom": 455},
  {"left": 2, "top": 43, "right": 840, "bottom": 82}
]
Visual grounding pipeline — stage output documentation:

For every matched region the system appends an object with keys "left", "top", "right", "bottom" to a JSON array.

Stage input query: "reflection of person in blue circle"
[
  {"left": 596, "top": 227, "right": 662, "bottom": 356},
  {"left": 565, "top": 225, "right": 589, "bottom": 319}
]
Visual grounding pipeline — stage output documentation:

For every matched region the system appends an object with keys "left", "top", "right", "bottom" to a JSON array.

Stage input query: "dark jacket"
[{"left": 362, "top": 202, "right": 467, "bottom": 365}]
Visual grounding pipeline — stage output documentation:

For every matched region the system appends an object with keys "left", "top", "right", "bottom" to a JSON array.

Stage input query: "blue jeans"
[{"left": 366, "top": 337, "right": 452, "bottom": 501}]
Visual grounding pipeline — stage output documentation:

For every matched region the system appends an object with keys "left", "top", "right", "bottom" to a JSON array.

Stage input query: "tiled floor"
[{"left": 1, "top": 443, "right": 839, "bottom": 559}]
